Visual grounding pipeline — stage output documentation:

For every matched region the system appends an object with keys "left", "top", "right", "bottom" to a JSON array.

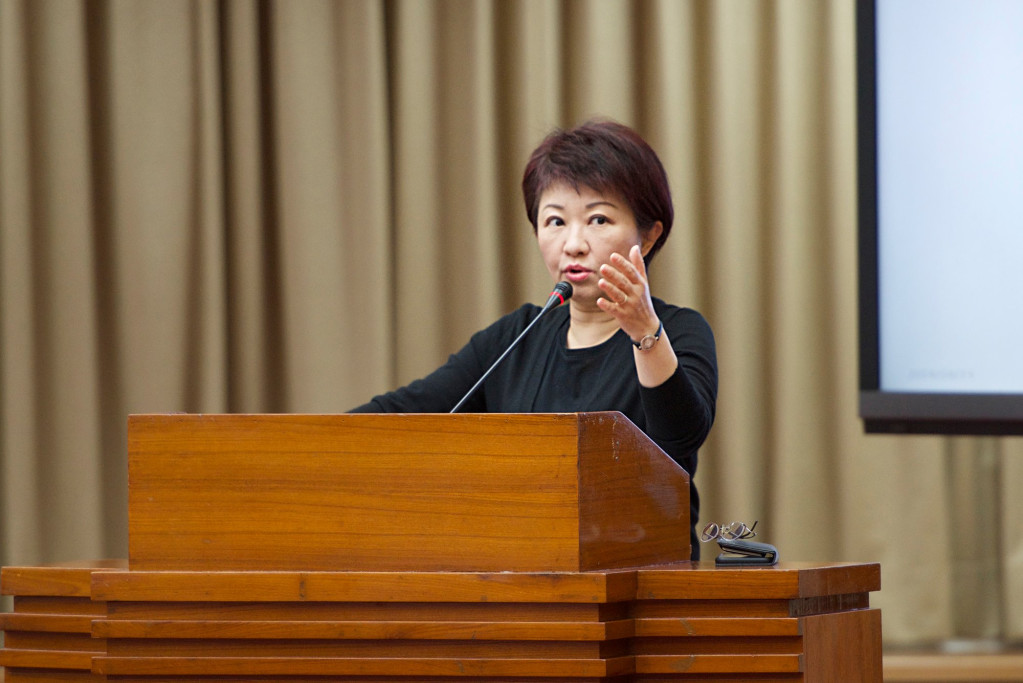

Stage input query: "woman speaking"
[{"left": 352, "top": 119, "right": 718, "bottom": 556}]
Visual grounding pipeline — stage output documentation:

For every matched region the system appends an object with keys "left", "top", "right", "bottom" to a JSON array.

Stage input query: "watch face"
[{"left": 635, "top": 321, "right": 662, "bottom": 351}]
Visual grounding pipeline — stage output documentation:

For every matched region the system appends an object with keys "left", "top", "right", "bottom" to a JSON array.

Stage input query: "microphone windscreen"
[{"left": 551, "top": 281, "right": 573, "bottom": 303}]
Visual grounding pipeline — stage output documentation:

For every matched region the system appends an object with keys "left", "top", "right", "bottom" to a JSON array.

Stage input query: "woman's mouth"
[{"left": 563, "top": 266, "right": 592, "bottom": 283}]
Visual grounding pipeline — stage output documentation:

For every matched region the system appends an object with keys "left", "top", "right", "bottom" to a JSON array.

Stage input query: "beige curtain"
[{"left": 3, "top": 0, "right": 1022, "bottom": 647}]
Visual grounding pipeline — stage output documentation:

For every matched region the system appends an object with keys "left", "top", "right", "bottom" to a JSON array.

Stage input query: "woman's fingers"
[
  {"left": 600, "top": 247, "right": 647, "bottom": 302},
  {"left": 596, "top": 246, "right": 658, "bottom": 340}
]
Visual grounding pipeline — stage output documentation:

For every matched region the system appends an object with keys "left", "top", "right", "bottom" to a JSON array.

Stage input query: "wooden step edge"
[
  {"left": 0, "top": 613, "right": 95, "bottom": 634},
  {"left": 0, "top": 648, "right": 94, "bottom": 670},
  {"left": 91, "top": 655, "right": 631, "bottom": 677},
  {"left": 634, "top": 653, "right": 803, "bottom": 674},
  {"left": 634, "top": 616, "right": 801, "bottom": 638},
  {"left": 91, "top": 570, "right": 623, "bottom": 604},
  {"left": 92, "top": 618, "right": 634, "bottom": 641}
]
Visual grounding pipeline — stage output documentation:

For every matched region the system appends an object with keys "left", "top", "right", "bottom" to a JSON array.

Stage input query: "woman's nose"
[{"left": 563, "top": 224, "right": 588, "bottom": 254}]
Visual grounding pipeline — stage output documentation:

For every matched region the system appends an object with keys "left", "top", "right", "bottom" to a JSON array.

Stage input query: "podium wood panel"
[
  {"left": 3, "top": 561, "right": 881, "bottom": 681},
  {"left": 127, "top": 413, "right": 690, "bottom": 573},
  {"left": 90, "top": 570, "right": 638, "bottom": 604}
]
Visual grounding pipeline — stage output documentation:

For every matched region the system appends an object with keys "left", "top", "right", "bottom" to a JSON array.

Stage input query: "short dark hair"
[{"left": 521, "top": 119, "right": 674, "bottom": 264}]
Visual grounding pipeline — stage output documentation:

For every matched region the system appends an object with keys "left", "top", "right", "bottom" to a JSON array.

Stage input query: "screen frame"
[{"left": 856, "top": 0, "right": 1023, "bottom": 436}]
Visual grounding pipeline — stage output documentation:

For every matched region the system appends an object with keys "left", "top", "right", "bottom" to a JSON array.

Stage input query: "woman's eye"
[
  {"left": 544, "top": 217, "right": 565, "bottom": 228},
  {"left": 590, "top": 215, "right": 609, "bottom": 226}
]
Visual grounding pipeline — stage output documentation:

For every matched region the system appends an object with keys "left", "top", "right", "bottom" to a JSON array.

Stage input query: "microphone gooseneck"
[{"left": 450, "top": 282, "right": 573, "bottom": 413}]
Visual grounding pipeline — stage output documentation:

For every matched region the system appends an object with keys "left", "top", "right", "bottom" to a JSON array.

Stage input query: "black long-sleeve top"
[{"left": 351, "top": 297, "right": 718, "bottom": 557}]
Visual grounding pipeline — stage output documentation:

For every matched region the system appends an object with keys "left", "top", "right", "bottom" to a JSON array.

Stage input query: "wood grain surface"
[{"left": 127, "top": 413, "right": 689, "bottom": 572}]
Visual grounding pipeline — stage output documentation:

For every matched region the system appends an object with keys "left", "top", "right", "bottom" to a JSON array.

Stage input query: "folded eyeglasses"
[{"left": 700, "top": 520, "right": 758, "bottom": 543}]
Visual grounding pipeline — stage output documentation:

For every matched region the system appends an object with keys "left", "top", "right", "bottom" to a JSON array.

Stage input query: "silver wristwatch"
[{"left": 633, "top": 320, "right": 663, "bottom": 351}]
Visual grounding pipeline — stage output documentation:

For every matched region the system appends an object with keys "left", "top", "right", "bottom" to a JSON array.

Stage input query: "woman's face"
[{"left": 536, "top": 182, "right": 653, "bottom": 309}]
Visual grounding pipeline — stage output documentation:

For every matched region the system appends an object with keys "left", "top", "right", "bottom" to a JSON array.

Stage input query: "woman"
[{"left": 352, "top": 119, "right": 717, "bottom": 557}]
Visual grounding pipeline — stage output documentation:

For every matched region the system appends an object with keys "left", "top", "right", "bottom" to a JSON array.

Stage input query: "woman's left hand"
[
  {"left": 597, "top": 244, "right": 679, "bottom": 387},
  {"left": 596, "top": 244, "right": 660, "bottom": 343}
]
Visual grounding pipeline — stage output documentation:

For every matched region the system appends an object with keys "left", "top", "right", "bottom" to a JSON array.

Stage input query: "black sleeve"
[
  {"left": 349, "top": 305, "right": 537, "bottom": 414},
  {"left": 638, "top": 306, "right": 717, "bottom": 561},
  {"left": 639, "top": 304, "right": 718, "bottom": 472}
]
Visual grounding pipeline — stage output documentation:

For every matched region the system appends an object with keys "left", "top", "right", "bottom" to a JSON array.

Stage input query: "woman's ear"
[{"left": 640, "top": 221, "right": 664, "bottom": 257}]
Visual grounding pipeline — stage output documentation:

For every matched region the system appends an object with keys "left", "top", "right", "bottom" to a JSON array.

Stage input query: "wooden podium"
[{"left": 1, "top": 413, "right": 882, "bottom": 681}]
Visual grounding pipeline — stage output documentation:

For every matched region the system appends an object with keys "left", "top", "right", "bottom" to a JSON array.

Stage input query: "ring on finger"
[{"left": 620, "top": 294, "right": 629, "bottom": 305}]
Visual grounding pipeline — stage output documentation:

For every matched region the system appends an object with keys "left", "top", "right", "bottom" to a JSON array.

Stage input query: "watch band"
[{"left": 633, "top": 320, "right": 663, "bottom": 351}]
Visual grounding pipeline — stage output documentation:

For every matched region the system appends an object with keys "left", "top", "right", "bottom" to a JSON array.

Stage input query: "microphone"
[
  {"left": 450, "top": 281, "right": 573, "bottom": 413},
  {"left": 546, "top": 280, "right": 573, "bottom": 307}
]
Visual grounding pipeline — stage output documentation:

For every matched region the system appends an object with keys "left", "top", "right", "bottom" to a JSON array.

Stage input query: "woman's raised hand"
[{"left": 596, "top": 244, "right": 659, "bottom": 344}]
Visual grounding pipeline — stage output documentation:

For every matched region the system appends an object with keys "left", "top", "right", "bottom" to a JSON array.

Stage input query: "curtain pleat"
[
  {"left": 2, "top": 0, "right": 1021, "bottom": 646},
  {"left": 265, "top": 0, "right": 392, "bottom": 410}
]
